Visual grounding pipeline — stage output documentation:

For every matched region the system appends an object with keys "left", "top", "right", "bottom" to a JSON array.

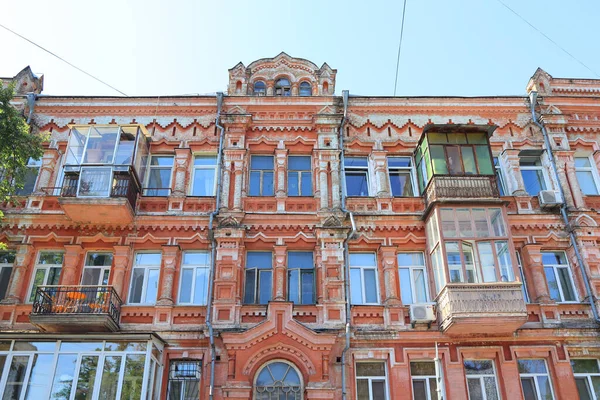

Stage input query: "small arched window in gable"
[
  {"left": 235, "top": 81, "right": 242, "bottom": 94},
  {"left": 254, "top": 81, "right": 266, "bottom": 96},
  {"left": 322, "top": 81, "right": 329, "bottom": 95},
  {"left": 299, "top": 82, "right": 312, "bottom": 97},
  {"left": 275, "top": 78, "right": 291, "bottom": 96}
]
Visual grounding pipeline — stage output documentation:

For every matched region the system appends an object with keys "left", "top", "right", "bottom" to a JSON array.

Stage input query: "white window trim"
[
  {"left": 27, "top": 251, "right": 64, "bottom": 304},
  {"left": 397, "top": 252, "right": 429, "bottom": 304},
  {"left": 178, "top": 251, "right": 210, "bottom": 305},
  {"left": 287, "top": 251, "right": 315, "bottom": 305},
  {"left": 572, "top": 359, "right": 600, "bottom": 400},
  {"left": 190, "top": 154, "right": 217, "bottom": 196},
  {"left": 518, "top": 359, "right": 556, "bottom": 400},
  {"left": 464, "top": 359, "right": 500, "bottom": 400},
  {"left": 350, "top": 253, "right": 380, "bottom": 305},
  {"left": 387, "top": 156, "right": 417, "bottom": 197},
  {"left": 17, "top": 157, "right": 42, "bottom": 196},
  {"left": 520, "top": 156, "right": 551, "bottom": 195},
  {"left": 575, "top": 155, "right": 600, "bottom": 195},
  {"left": 516, "top": 251, "right": 530, "bottom": 303},
  {"left": 144, "top": 154, "right": 174, "bottom": 196},
  {"left": 355, "top": 361, "right": 390, "bottom": 400},
  {"left": 287, "top": 155, "right": 312, "bottom": 196},
  {"left": 542, "top": 251, "right": 578, "bottom": 303},
  {"left": 81, "top": 252, "right": 113, "bottom": 286},
  {"left": 410, "top": 361, "right": 437, "bottom": 400},
  {"left": 344, "top": 157, "right": 371, "bottom": 197},
  {"left": 129, "top": 253, "right": 161, "bottom": 305},
  {"left": 244, "top": 252, "right": 273, "bottom": 305},
  {"left": 493, "top": 156, "right": 508, "bottom": 195}
]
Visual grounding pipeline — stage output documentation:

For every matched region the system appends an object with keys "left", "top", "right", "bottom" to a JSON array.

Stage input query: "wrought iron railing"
[
  {"left": 31, "top": 285, "right": 122, "bottom": 326},
  {"left": 424, "top": 175, "right": 500, "bottom": 206}
]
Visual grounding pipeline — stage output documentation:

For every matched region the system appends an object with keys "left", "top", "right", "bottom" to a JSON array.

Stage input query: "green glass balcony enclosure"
[{"left": 414, "top": 124, "right": 499, "bottom": 207}]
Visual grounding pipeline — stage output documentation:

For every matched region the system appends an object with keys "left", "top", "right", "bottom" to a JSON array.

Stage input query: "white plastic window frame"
[
  {"left": 344, "top": 157, "right": 371, "bottom": 197},
  {"left": 177, "top": 251, "right": 210, "bottom": 306},
  {"left": 190, "top": 154, "right": 217, "bottom": 197},
  {"left": 572, "top": 359, "right": 600, "bottom": 400},
  {"left": 355, "top": 361, "right": 390, "bottom": 400},
  {"left": 574, "top": 155, "right": 600, "bottom": 196},
  {"left": 16, "top": 157, "right": 42, "bottom": 196},
  {"left": 128, "top": 252, "right": 161, "bottom": 305},
  {"left": 287, "top": 155, "right": 313, "bottom": 197},
  {"left": 81, "top": 252, "right": 113, "bottom": 286},
  {"left": 516, "top": 251, "right": 530, "bottom": 303},
  {"left": 518, "top": 359, "right": 556, "bottom": 400},
  {"left": 519, "top": 156, "right": 551, "bottom": 196},
  {"left": 144, "top": 154, "right": 174, "bottom": 196},
  {"left": 542, "top": 251, "right": 578, "bottom": 303},
  {"left": 464, "top": 359, "right": 501, "bottom": 400},
  {"left": 387, "top": 156, "right": 417, "bottom": 197},
  {"left": 349, "top": 253, "right": 380, "bottom": 305},
  {"left": 493, "top": 156, "right": 508, "bottom": 196},
  {"left": 397, "top": 252, "right": 429, "bottom": 305},
  {"left": 27, "top": 251, "right": 64, "bottom": 304}
]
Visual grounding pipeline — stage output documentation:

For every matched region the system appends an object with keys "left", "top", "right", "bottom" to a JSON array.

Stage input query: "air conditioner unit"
[
  {"left": 410, "top": 303, "right": 436, "bottom": 324},
  {"left": 538, "top": 190, "right": 563, "bottom": 208}
]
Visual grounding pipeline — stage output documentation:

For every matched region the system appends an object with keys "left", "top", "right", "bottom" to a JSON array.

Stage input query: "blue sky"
[{"left": 2, "top": 0, "right": 599, "bottom": 97}]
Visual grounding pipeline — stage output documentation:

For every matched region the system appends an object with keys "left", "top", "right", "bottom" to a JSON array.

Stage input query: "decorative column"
[
  {"left": 112, "top": 245, "right": 131, "bottom": 300},
  {"left": 34, "top": 148, "right": 60, "bottom": 195},
  {"left": 330, "top": 157, "right": 341, "bottom": 209},
  {"left": 291, "top": 82, "right": 299, "bottom": 96},
  {"left": 266, "top": 82, "right": 274, "bottom": 96},
  {"left": 60, "top": 244, "right": 84, "bottom": 285},
  {"left": 172, "top": 148, "right": 191, "bottom": 196},
  {"left": 522, "top": 244, "right": 551, "bottom": 303},
  {"left": 275, "top": 146, "right": 288, "bottom": 211},
  {"left": 371, "top": 151, "right": 389, "bottom": 197},
  {"left": 2, "top": 244, "right": 33, "bottom": 304},
  {"left": 318, "top": 157, "right": 329, "bottom": 210},
  {"left": 273, "top": 244, "right": 287, "bottom": 301},
  {"left": 553, "top": 151, "right": 578, "bottom": 208},
  {"left": 233, "top": 159, "right": 244, "bottom": 211},
  {"left": 220, "top": 158, "right": 231, "bottom": 211},
  {"left": 500, "top": 149, "right": 526, "bottom": 195},
  {"left": 157, "top": 245, "right": 180, "bottom": 306},
  {"left": 380, "top": 246, "right": 400, "bottom": 306}
]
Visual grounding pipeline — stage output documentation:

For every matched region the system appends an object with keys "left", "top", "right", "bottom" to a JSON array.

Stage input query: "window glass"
[
  {"left": 542, "top": 251, "right": 576, "bottom": 302},
  {"left": 288, "top": 252, "right": 314, "bottom": 304},
  {"left": 299, "top": 82, "right": 312, "bottom": 96},
  {"left": 345, "top": 157, "right": 369, "bottom": 197},
  {"left": 145, "top": 155, "right": 173, "bottom": 196},
  {"left": 254, "top": 81, "right": 266, "bottom": 96},
  {"left": 245, "top": 252, "right": 272, "bottom": 304},
  {"left": 410, "top": 361, "right": 438, "bottom": 400},
  {"left": 288, "top": 156, "right": 312, "bottom": 196},
  {"left": 168, "top": 360, "right": 201, "bottom": 400},
  {"left": 494, "top": 157, "right": 507, "bottom": 195},
  {"left": 191, "top": 156, "right": 217, "bottom": 196},
  {"left": 15, "top": 158, "right": 42, "bottom": 196},
  {"left": 398, "top": 252, "right": 427, "bottom": 304},
  {"left": 349, "top": 253, "right": 379, "bottom": 305},
  {"left": 518, "top": 359, "right": 555, "bottom": 400},
  {"left": 388, "top": 157, "right": 415, "bottom": 197},
  {"left": 464, "top": 360, "right": 499, "bottom": 400},
  {"left": 178, "top": 252, "right": 210, "bottom": 305},
  {"left": 575, "top": 157, "right": 600, "bottom": 195},
  {"left": 571, "top": 359, "right": 600, "bottom": 400},
  {"left": 461, "top": 147, "right": 477, "bottom": 174},
  {"left": 250, "top": 156, "right": 274, "bottom": 196},
  {"left": 29, "top": 252, "right": 63, "bottom": 303},
  {"left": 129, "top": 253, "right": 161, "bottom": 304},
  {"left": 520, "top": 157, "right": 547, "bottom": 196},
  {"left": 356, "top": 362, "right": 387, "bottom": 400}
]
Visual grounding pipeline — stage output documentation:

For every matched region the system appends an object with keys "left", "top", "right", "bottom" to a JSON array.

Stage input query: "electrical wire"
[
  {"left": 496, "top": 0, "right": 599, "bottom": 78},
  {"left": 0, "top": 22, "right": 129, "bottom": 96},
  {"left": 393, "top": 0, "right": 408, "bottom": 96}
]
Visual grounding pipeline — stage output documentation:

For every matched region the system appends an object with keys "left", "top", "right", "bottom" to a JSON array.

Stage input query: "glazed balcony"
[
  {"left": 30, "top": 285, "right": 122, "bottom": 333},
  {"left": 424, "top": 175, "right": 500, "bottom": 206},
  {"left": 436, "top": 282, "right": 527, "bottom": 336}
]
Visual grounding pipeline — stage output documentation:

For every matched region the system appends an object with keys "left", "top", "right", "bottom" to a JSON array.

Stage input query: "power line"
[
  {"left": 496, "top": 0, "right": 599, "bottom": 78},
  {"left": 393, "top": 0, "right": 408, "bottom": 96},
  {"left": 0, "top": 22, "right": 129, "bottom": 96}
]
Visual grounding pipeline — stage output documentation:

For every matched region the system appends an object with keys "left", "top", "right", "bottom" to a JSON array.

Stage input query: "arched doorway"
[{"left": 254, "top": 360, "right": 303, "bottom": 399}]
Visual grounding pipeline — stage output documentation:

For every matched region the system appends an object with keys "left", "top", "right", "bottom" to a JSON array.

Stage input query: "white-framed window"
[
  {"left": 575, "top": 156, "right": 600, "bottom": 196},
  {"left": 129, "top": 253, "right": 161, "bottom": 305},
  {"left": 398, "top": 252, "right": 428, "bottom": 305},
  {"left": 287, "top": 251, "right": 315, "bottom": 305},
  {"left": 249, "top": 155, "right": 274, "bottom": 196},
  {"left": 16, "top": 158, "right": 42, "bottom": 196},
  {"left": 572, "top": 359, "right": 600, "bottom": 400},
  {"left": 144, "top": 155, "right": 174, "bottom": 196},
  {"left": 288, "top": 155, "right": 312, "bottom": 196},
  {"left": 519, "top": 156, "right": 549, "bottom": 196},
  {"left": 190, "top": 155, "right": 217, "bottom": 196},
  {"left": 493, "top": 157, "right": 507, "bottom": 196},
  {"left": 356, "top": 362, "right": 389, "bottom": 400},
  {"left": 388, "top": 156, "right": 415, "bottom": 197},
  {"left": 167, "top": 359, "right": 201, "bottom": 400},
  {"left": 345, "top": 157, "right": 370, "bottom": 197},
  {"left": 28, "top": 252, "right": 63, "bottom": 303},
  {"left": 178, "top": 252, "right": 210, "bottom": 305},
  {"left": 518, "top": 359, "right": 555, "bottom": 400},
  {"left": 244, "top": 252, "right": 272, "bottom": 305},
  {"left": 82, "top": 252, "right": 113, "bottom": 286},
  {"left": 0, "top": 252, "right": 15, "bottom": 301},
  {"left": 350, "top": 253, "right": 379, "bottom": 305},
  {"left": 516, "top": 251, "right": 530, "bottom": 303},
  {"left": 464, "top": 359, "right": 500, "bottom": 400},
  {"left": 542, "top": 251, "right": 577, "bottom": 303},
  {"left": 410, "top": 361, "right": 438, "bottom": 400},
  {"left": 253, "top": 81, "right": 266, "bottom": 96}
]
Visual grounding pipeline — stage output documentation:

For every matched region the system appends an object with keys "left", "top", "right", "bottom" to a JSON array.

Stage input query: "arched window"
[
  {"left": 299, "top": 82, "right": 312, "bottom": 97},
  {"left": 254, "top": 81, "right": 266, "bottom": 96},
  {"left": 235, "top": 81, "right": 242, "bottom": 94},
  {"left": 322, "top": 81, "right": 329, "bottom": 94},
  {"left": 275, "top": 78, "right": 291, "bottom": 96},
  {"left": 254, "top": 361, "right": 302, "bottom": 399}
]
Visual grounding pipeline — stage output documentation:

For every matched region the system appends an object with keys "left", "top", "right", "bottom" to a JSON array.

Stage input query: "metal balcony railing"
[{"left": 31, "top": 285, "right": 122, "bottom": 327}]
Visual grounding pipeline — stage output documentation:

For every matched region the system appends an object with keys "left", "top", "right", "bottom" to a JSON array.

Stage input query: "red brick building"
[{"left": 1, "top": 54, "right": 600, "bottom": 399}]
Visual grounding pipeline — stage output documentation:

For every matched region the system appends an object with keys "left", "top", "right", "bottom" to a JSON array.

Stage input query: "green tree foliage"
[{"left": 0, "top": 81, "right": 45, "bottom": 202}]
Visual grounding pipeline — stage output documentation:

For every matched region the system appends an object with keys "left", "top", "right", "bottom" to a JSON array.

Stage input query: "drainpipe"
[
  {"left": 338, "top": 90, "right": 356, "bottom": 400},
  {"left": 207, "top": 92, "right": 226, "bottom": 399},
  {"left": 529, "top": 91, "right": 600, "bottom": 323},
  {"left": 26, "top": 92, "right": 36, "bottom": 124}
]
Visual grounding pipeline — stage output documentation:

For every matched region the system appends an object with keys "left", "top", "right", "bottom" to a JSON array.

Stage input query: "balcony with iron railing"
[{"left": 30, "top": 285, "right": 122, "bottom": 332}]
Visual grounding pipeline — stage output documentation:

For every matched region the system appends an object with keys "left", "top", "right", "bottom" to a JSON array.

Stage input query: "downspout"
[
  {"left": 207, "top": 92, "right": 226, "bottom": 399},
  {"left": 529, "top": 91, "right": 600, "bottom": 323},
  {"left": 26, "top": 92, "right": 36, "bottom": 124},
  {"left": 338, "top": 90, "right": 356, "bottom": 400}
]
